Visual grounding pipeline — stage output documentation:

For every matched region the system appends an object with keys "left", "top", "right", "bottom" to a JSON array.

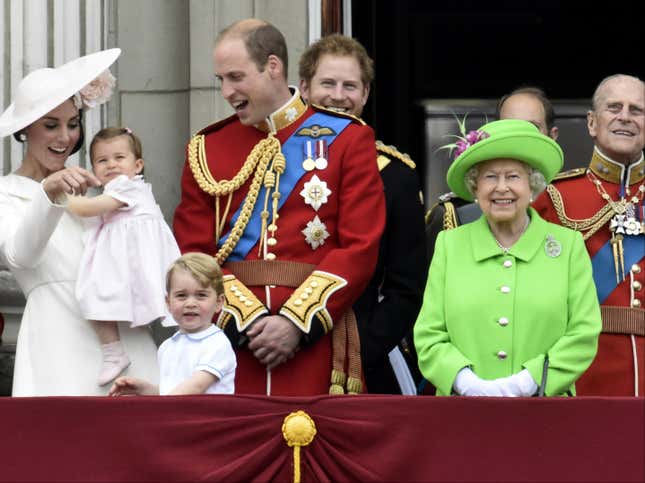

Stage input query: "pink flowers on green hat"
[
  {"left": 439, "top": 114, "right": 490, "bottom": 160},
  {"left": 454, "top": 130, "right": 490, "bottom": 159}
]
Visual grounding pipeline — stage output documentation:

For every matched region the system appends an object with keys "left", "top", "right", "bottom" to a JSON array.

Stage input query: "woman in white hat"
[{"left": 0, "top": 49, "right": 159, "bottom": 396}]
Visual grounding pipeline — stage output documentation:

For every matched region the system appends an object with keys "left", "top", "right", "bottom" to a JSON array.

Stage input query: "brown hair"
[
  {"left": 299, "top": 34, "right": 374, "bottom": 86},
  {"left": 90, "top": 126, "right": 143, "bottom": 160},
  {"left": 217, "top": 19, "right": 288, "bottom": 80},
  {"left": 166, "top": 252, "right": 224, "bottom": 296}
]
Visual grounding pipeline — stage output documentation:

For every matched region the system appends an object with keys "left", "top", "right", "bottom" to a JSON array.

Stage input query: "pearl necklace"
[{"left": 493, "top": 216, "right": 530, "bottom": 254}]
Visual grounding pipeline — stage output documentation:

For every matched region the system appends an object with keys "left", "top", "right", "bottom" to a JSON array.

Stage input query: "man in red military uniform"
[
  {"left": 533, "top": 74, "right": 644, "bottom": 396},
  {"left": 173, "top": 19, "right": 385, "bottom": 396}
]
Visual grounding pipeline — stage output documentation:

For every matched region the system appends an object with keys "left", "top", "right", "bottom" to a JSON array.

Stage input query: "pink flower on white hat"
[{"left": 73, "top": 69, "right": 116, "bottom": 109}]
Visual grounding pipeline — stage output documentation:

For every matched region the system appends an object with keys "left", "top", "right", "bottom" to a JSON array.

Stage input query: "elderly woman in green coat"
[{"left": 414, "top": 119, "right": 601, "bottom": 397}]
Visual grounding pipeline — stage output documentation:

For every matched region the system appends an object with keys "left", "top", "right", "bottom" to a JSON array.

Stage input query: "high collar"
[
  {"left": 470, "top": 207, "right": 548, "bottom": 262},
  {"left": 589, "top": 146, "right": 645, "bottom": 186},
  {"left": 255, "top": 86, "right": 308, "bottom": 134}
]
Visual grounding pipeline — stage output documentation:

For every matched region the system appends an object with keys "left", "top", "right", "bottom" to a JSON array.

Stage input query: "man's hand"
[{"left": 247, "top": 315, "right": 301, "bottom": 370}]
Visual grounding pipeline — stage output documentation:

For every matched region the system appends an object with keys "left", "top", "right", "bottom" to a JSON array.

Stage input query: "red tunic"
[
  {"left": 173, "top": 93, "right": 385, "bottom": 395},
  {"left": 533, "top": 149, "right": 644, "bottom": 396}
]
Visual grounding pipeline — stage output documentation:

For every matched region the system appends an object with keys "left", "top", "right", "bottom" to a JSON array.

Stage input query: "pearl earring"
[
  {"left": 474, "top": 198, "right": 479, "bottom": 204},
  {"left": 18, "top": 132, "right": 27, "bottom": 142}
]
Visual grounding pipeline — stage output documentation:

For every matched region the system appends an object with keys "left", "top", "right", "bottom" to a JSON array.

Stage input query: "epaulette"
[
  {"left": 375, "top": 140, "right": 416, "bottom": 170},
  {"left": 552, "top": 167, "right": 586, "bottom": 181},
  {"left": 424, "top": 192, "right": 457, "bottom": 224},
  {"left": 194, "top": 114, "right": 238, "bottom": 137},
  {"left": 310, "top": 103, "right": 365, "bottom": 125}
]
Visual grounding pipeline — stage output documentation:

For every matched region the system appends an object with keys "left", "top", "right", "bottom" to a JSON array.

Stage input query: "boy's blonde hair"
[{"left": 166, "top": 252, "right": 224, "bottom": 296}]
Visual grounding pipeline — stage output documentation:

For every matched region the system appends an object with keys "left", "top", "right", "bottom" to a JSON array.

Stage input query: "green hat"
[{"left": 446, "top": 119, "right": 563, "bottom": 201}]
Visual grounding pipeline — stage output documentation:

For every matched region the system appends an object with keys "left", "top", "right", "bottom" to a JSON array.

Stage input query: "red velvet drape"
[{"left": 1, "top": 395, "right": 643, "bottom": 482}]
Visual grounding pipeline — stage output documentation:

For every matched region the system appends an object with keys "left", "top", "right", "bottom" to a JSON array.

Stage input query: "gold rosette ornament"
[{"left": 282, "top": 410, "right": 317, "bottom": 483}]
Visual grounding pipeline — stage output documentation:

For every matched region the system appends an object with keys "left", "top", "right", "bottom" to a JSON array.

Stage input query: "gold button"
[
  {"left": 310, "top": 281, "right": 319, "bottom": 288},
  {"left": 633, "top": 281, "right": 642, "bottom": 291},
  {"left": 305, "top": 287, "right": 313, "bottom": 294},
  {"left": 230, "top": 284, "right": 238, "bottom": 292},
  {"left": 265, "top": 253, "right": 277, "bottom": 261},
  {"left": 294, "top": 299, "right": 303, "bottom": 306},
  {"left": 244, "top": 300, "right": 253, "bottom": 307},
  {"left": 632, "top": 299, "right": 642, "bottom": 308},
  {"left": 632, "top": 264, "right": 642, "bottom": 274},
  {"left": 267, "top": 237, "right": 278, "bottom": 246},
  {"left": 300, "top": 293, "right": 309, "bottom": 300},
  {"left": 238, "top": 295, "right": 247, "bottom": 302}
]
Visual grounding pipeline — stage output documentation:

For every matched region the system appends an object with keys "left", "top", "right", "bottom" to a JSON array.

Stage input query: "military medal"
[
  {"left": 589, "top": 171, "right": 645, "bottom": 282},
  {"left": 300, "top": 174, "right": 331, "bottom": 211},
  {"left": 314, "top": 140, "right": 328, "bottom": 170},
  {"left": 303, "top": 141, "right": 315, "bottom": 171},
  {"left": 544, "top": 234, "right": 561, "bottom": 258}
]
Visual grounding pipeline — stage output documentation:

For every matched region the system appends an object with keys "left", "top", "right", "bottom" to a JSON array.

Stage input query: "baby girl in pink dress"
[{"left": 68, "top": 127, "right": 179, "bottom": 385}]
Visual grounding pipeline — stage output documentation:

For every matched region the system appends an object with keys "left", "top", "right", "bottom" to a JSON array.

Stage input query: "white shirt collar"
[{"left": 171, "top": 323, "right": 220, "bottom": 341}]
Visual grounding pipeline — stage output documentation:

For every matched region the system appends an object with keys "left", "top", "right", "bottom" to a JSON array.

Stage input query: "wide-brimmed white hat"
[{"left": 0, "top": 48, "right": 121, "bottom": 137}]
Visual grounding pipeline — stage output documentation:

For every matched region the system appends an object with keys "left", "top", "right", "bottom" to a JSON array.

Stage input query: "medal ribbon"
[{"left": 220, "top": 112, "right": 352, "bottom": 261}]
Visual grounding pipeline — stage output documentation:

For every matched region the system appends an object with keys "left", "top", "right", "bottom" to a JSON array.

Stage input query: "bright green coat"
[{"left": 414, "top": 208, "right": 601, "bottom": 396}]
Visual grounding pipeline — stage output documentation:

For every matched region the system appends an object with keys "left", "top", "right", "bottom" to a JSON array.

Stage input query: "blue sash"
[
  {"left": 591, "top": 234, "right": 644, "bottom": 303},
  {"left": 219, "top": 112, "right": 352, "bottom": 261}
]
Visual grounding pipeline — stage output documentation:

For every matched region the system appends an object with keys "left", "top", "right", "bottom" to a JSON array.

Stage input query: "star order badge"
[
  {"left": 302, "top": 216, "right": 330, "bottom": 250},
  {"left": 545, "top": 234, "right": 562, "bottom": 258},
  {"left": 300, "top": 174, "right": 331, "bottom": 211}
]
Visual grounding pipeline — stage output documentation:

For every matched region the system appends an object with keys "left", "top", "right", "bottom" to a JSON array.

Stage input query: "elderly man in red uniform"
[
  {"left": 534, "top": 74, "right": 644, "bottom": 396},
  {"left": 173, "top": 19, "right": 385, "bottom": 396}
]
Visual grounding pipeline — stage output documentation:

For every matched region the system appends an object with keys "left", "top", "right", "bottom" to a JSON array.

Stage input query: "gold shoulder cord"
[
  {"left": 546, "top": 184, "right": 614, "bottom": 240},
  {"left": 187, "top": 133, "right": 281, "bottom": 265},
  {"left": 375, "top": 141, "right": 416, "bottom": 169},
  {"left": 442, "top": 201, "right": 459, "bottom": 230}
]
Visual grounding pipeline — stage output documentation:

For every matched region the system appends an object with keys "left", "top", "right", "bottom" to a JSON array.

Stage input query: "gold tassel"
[
  {"left": 616, "top": 235, "right": 625, "bottom": 281},
  {"left": 611, "top": 234, "right": 620, "bottom": 284},
  {"left": 329, "top": 369, "right": 346, "bottom": 395}
]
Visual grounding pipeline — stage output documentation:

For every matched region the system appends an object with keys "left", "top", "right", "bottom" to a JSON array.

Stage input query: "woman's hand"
[{"left": 42, "top": 166, "right": 101, "bottom": 201}]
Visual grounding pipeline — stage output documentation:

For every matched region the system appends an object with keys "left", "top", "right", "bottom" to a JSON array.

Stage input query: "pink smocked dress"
[{"left": 76, "top": 175, "right": 180, "bottom": 327}]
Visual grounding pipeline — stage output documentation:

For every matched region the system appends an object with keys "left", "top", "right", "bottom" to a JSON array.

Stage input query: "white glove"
[
  {"left": 493, "top": 369, "right": 539, "bottom": 397},
  {"left": 453, "top": 367, "right": 505, "bottom": 396},
  {"left": 454, "top": 367, "right": 538, "bottom": 397}
]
